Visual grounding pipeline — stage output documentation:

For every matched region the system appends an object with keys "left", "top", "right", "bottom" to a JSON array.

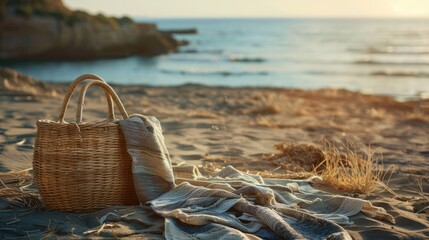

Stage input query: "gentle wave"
[
  {"left": 177, "top": 49, "right": 224, "bottom": 54},
  {"left": 370, "top": 71, "right": 429, "bottom": 78},
  {"left": 306, "top": 70, "right": 429, "bottom": 78},
  {"left": 161, "top": 69, "right": 268, "bottom": 76},
  {"left": 353, "top": 59, "right": 429, "bottom": 66},
  {"left": 349, "top": 46, "right": 429, "bottom": 55},
  {"left": 229, "top": 56, "right": 266, "bottom": 63}
]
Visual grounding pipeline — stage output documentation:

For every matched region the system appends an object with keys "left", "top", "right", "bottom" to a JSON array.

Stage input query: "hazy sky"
[{"left": 63, "top": 0, "right": 429, "bottom": 18}]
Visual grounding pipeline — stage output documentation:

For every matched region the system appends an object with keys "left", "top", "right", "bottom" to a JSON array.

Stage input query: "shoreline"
[
  {"left": 7, "top": 76, "right": 428, "bottom": 102},
  {"left": 1, "top": 66, "right": 426, "bottom": 101}
]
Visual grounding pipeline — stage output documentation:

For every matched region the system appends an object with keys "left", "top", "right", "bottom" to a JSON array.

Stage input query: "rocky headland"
[{"left": 0, "top": 0, "right": 191, "bottom": 60}]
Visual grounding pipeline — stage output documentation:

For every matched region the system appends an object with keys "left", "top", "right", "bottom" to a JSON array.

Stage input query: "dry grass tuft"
[
  {"left": 249, "top": 94, "right": 306, "bottom": 116},
  {"left": 204, "top": 141, "right": 383, "bottom": 194},
  {"left": 0, "top": 169, "right": 43, "bottom": 209},
  {"left": 315, "top": 141, "right": 382, "bottom": 194},
  {"left": 250, "top": 94, "right": 282, "bottom": 115},
  {"left": 284, "top": 98, "right": 306, "bottom": 116},
  {"left": 412, "top": 177, "right": 429, "bottom": 214},
  {"left": 416, "top": 177, "right": 429, "bottom": 201},
  {"left": 263, "top": 143, "right": 325, "bottom": 172},
  {"left": 366, "top": 107, "right": 388, "bottom": 120},
  {"left": 405, "top": 111, "right": 429, "bottom": 122}
]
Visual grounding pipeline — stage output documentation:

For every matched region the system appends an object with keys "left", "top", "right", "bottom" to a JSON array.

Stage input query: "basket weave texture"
[{"left": 33, "top": 74, "right": 138, "bottom": 212}]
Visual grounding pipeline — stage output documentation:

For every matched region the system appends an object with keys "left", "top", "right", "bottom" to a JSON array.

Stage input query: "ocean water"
[{"left": 2, "top": 18, "right": 429, "bottom": 100}]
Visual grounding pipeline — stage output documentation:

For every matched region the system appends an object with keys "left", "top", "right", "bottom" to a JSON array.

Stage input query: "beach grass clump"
[
  {"left": 315, "top": 141, "right": 382, "bottom": 194},
  {"left": 366, "top": 107, "right": 388, "bottom": 120},
  {"left": 250, "top": 94, "right": 282, "bottom": 115},
  {"left": 264, "top": 143, "right": 325, "bottom": 172},
  {"left": 250, "top": 93, "right": 307, "bottom": 116},
  {"left": 284, "top": 98, "right": 306, "bottom": 116},
  {"left": 202, "top": 140, "right": 382, "bottom": 194},
  {"left": 406, "top": 111, "right": 429, "bottom": 122}
]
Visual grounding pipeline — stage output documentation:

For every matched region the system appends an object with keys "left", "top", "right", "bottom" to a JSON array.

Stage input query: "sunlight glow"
[
  {"left": 63, "top": 0, "right": 429, "bottom": 18},
  {"left": 389, "top": 0, "right": 429, "bottom": 16}
]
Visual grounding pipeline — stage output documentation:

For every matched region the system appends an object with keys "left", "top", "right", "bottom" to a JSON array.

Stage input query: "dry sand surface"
[{"left": 1, "top": 73, "right": 429, "bottom": 239}]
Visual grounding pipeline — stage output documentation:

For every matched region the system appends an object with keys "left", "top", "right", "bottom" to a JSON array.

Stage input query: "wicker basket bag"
[{"left": 33, "top": 74, "right": 138, "bottom": 212}]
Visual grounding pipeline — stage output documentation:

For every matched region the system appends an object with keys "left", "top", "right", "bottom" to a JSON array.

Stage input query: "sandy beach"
[
  {"left": 2, "top": 0, "right": 429, "bottom": 238},
  {"left": 0, "top": 70, "right": 428, "bottom": 239}
]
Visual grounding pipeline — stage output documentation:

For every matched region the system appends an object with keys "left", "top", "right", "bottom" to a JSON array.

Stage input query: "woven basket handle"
[
  {"left": 58, "top": 74, "right": 114, "bottom": 123},
  {"left": 76, "top": 80, "right": 129, "bottom": 123}
]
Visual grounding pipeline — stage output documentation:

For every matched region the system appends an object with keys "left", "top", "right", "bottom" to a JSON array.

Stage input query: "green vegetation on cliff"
[{"left": 6, "top": 0, "right": 135, "bottom": 28}]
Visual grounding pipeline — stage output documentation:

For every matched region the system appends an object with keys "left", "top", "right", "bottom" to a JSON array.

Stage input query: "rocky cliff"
[{"left": 0, "top": 0, "right": 185, "bottom": 60}]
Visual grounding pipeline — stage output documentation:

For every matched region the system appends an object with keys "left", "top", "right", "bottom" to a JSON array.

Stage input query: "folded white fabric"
[
  {"left": 149, "top": 165, "right": 395, "bottom": 240},
  {"left": 119, "top": 114, "right": 176, "bottom": 203}
]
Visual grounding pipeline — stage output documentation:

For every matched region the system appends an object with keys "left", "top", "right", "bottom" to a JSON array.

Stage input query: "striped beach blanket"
[{"left": 118, "top": 114, "right": 394, "bottom": 240}]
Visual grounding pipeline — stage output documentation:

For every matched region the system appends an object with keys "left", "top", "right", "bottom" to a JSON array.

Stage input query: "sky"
[{"left": 63, "top": 0, "right": 429, "bottom": 18}]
